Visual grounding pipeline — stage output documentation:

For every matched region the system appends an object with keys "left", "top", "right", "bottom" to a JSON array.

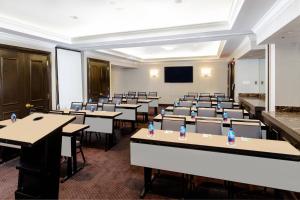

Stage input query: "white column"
[{"left": 266, "top": 44, "right": 276, "bottom": 112}]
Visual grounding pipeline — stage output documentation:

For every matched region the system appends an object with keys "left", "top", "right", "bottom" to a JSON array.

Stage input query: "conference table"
[
  {"left": 164, "top": 106, "right": 249, "bottom": 116},
  {"left": 61, "top": 123, "right": 89, "bottom": 182},
  {"left": 0, "top": 117, "right": 90, "bottom": 182},
  {"left": 152, "top": 114, "right": 266, "bottom": 137},
  {"left": 111, "top": 95, "right": 161, "bottom": 115},
  {"left": 61, "top": 109, "right": 122, "bottom": 151},
  {"left": 0, "top": 113, "right": 75, "bottom": 199},
  {"left": 130, "top": 128, "right": 300, "bottom": 198}
]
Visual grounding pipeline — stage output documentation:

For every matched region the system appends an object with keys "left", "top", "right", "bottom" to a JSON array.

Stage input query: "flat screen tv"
[{"left": 164, "top": 66, "right": 193, "bottom": 83}]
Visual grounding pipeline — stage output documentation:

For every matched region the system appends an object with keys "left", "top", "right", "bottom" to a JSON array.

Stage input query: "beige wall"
[
  {"left": 111, "top": 60, "right": 228, "bottom": 104},
  {"left": 275, "top": 42, "right": 300, "bottom": 107}
]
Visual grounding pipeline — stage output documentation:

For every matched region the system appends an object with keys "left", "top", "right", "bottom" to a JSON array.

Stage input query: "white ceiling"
[
  {"left": 0, "top": 0, "right": 237, "bottom": 37},
  {"left": 0, "top": 0, "right": 279, "bottom": 61}
]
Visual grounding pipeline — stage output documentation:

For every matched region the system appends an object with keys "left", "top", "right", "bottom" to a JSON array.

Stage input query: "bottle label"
[{"left": 228, "top": 133, "right": 235, "bottom": 145}]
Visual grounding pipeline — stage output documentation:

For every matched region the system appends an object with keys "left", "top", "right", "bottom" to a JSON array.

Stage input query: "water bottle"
[
  {"left": 56, "top": 104, "right": 60, "bottom": 110},
  {"left": 75, "top": 105, "right": 80, "bottom": 111},
  {"left": 91, "top": 106, "right": 95, "bottom": 112},
  {"left": 148, "top": 122, "right": 154, "bottom": 136},
  {"left": 223, "top": 111, "right": 228, "bottom": 121},
  {"left": 227, "top": 128, "right": 235, "bottom": 145},
  {"left": 11, "top": 113, "right": 17, "bottom": 123},
  {"left": 88, "top": 98, "right": 92, "bottom": 103},
  {"left": 161, "top": 109, "right": 165, "bottom": 116},
  {"left": 180, "top": 125, "right": 186, "bottom": 139},
  {"left": 191, "top": 110, "right": 196, "bottom": 119},
  {"left": 217, "top": 102, "right": 221, "bottom": 110}
]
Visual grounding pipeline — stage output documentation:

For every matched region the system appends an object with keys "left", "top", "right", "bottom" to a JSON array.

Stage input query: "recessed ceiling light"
[
  {"left": 175, "top": 0, "right": 183, "bottom": 3},
  {"left": 69, "top": 16, "right": 78, "bottom": 20}
]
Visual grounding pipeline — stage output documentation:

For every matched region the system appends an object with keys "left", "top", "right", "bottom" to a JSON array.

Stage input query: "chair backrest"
[
  {"left": 197, "top": 107, "right": 216, "bottom": 117},
  {"left": 217, "top": 96, "right": 230, "bottom": 102},
  {"left": 69, "top": 111, "right": 86, "bottom": 124},
  {"left": 195, "top": 117, "right": 223, "bottom": 135},
  {"left": 178, "top": 100, "right": 193, "bottom": 107},
  {"left": 161, "top": 116, "right": 186, "bottom": 131},
  {"left": 138, "top": 92, "right": 147, "bottom": 97},
  {"left": 127, "top": 97, "right": 138, "bottom": 104},
  {"left": 70, "top": 102, "right": 83, "bottom": 110},
  {"left": 199, "top": 96, "right": 211, "bottom": 101},
  {"left": 173, "top": 107, "right": 191, "bottom": 116},
  {"left": 200, "top": 93, "right": 210, "bottom": 97},
  {"left": 214, "top": 93, "right": 225, "bottom": 97},
  {"left": 102, "top": 103, "right": 116, "bottom": 112},
  {"left": 85, "top": 103, "right": 98, "bottom": 111},
  {"left": 231, "top": 119, "right": 262, "bottom": 139},
  {"left": 184, "top": 95, "right": 195, "bottom": 101},
  {"left": 114, "top": 93, "right": 123, "bottom": 98},
  {"left": 224, "top": 109, "right": 244, "bottom": 119},
  {"left": 128, "top": 91, "right": 136, "bottom": 96},
  {"left": 98, "top": 97, "right": 109, "bottom": 104},
  {"left": 220, "top": 101, "right": 233, "bottom": 109},
  {"left": 197, "top": 101, "right": 212, "bottom": 108},
  {"left": 148, "top": 92, "right": 157, "bottom": 96},
  {"left": 138, "top": 95, "right": 147, "bottom": 100},
  {"left": 112, "top": 97, "right": 122, "bottom": 104},
  {"left": 188, "top": 92, "right": 198, "bottom": 97},
  {"left": 49, "top": 110, "right": 64, "bottom": 115}
]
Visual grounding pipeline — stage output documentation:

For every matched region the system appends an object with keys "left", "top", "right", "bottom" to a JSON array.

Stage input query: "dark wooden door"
[
  {"left": 27, "top": 54, "right": 50, "bottom": 112},
  {"left": 0, "top": 49, "right": 26, "bottom": 119},
  {"left": 0, "top": 47, "right": 51, "bottom": 120},
  {"left": 88, "top": 58, "right": 110, "bottom": 100}
]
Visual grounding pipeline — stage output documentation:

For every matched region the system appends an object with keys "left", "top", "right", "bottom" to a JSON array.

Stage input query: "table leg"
[
  {"left": 154, "top": 107, "right": 158, "bottom": 115},
  {"left": 71, "top": 136, "right": 77, "bottom": 173},
  {"left": 140, "top": 167, "right": 152, "bottom": 198}
]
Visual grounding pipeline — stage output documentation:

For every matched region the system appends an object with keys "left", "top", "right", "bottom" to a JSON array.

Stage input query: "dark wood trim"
[
  {"left": 0, "top": 44, "right": 50, "bottom": 55},
  {"left": 0, "top": 44, "right": 52, "bottom": 112},
  {"left": 130, "top": 138, "right": 300, "bottom": 161},
  {"left": 87, "top": 57, "right": 110, "bottom": 99}
]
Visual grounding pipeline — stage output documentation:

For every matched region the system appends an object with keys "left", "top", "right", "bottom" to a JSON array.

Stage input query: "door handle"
[{"left": 25, "top": 103, "right": 34, "bottom": 109}]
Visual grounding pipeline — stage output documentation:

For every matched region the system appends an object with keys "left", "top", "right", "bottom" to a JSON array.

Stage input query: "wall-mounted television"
[{"left": 164, "top": 66, "right": 193, "bottom": 83}]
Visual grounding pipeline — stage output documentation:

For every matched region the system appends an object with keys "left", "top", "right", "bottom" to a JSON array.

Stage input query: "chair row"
[
  {"left": 161, "top": 116, "right": 261, "bottom": 139},
  {"left": 115, "top": 91, "right": 158, "bottom": 98},
  {"left": 70, "top": 102, "right": 117, "bottom": 112},
  {"left": 176, "top": 100, "right": 235, "bottom": 109},
  {"left": 172, "top": 107, "right": 244, "bottom": 119},
  {"left": 186, "top": 92, "right": 226, "bottom": 98},
  {"left": 182, "top": 95, "right": 232, "bottom": 102}
]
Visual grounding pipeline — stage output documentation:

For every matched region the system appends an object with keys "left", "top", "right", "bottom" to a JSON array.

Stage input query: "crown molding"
[
  {"left": 0, "top": 16, "right": 71, "bottom": 43},
  {"left": 252, "top": 0, "right": 300, "bottom": 44},
  {"left": 228, "top": 0, "right": 245, "bottom": 28}
]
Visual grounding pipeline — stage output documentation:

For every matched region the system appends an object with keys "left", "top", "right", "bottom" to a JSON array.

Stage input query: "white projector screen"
[{"left": 56, "top": 48, "right": 83, "bottom": 109}]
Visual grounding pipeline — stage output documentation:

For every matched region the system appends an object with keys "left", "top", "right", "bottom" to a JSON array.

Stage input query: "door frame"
[{"left": 0, "top": 44, "right": 52, "bottom": 111}]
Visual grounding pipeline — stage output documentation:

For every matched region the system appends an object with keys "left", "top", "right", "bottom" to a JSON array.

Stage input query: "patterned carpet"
[{"left": 0, "top": 115, "right": 299, "bottom": 199}]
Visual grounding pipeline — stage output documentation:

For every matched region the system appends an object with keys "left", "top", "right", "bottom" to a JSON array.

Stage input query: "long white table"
[
  {"left": 131, "top": 128, "right": 300, "bottom": 198},
  {"left": 62, "top": 109, "right": 122, "bottom": 151}
]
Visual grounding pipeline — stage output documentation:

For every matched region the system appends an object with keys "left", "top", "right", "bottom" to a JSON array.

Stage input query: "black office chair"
[{"left": 70, "top": 102, "right": 83, "bottom": 111}]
